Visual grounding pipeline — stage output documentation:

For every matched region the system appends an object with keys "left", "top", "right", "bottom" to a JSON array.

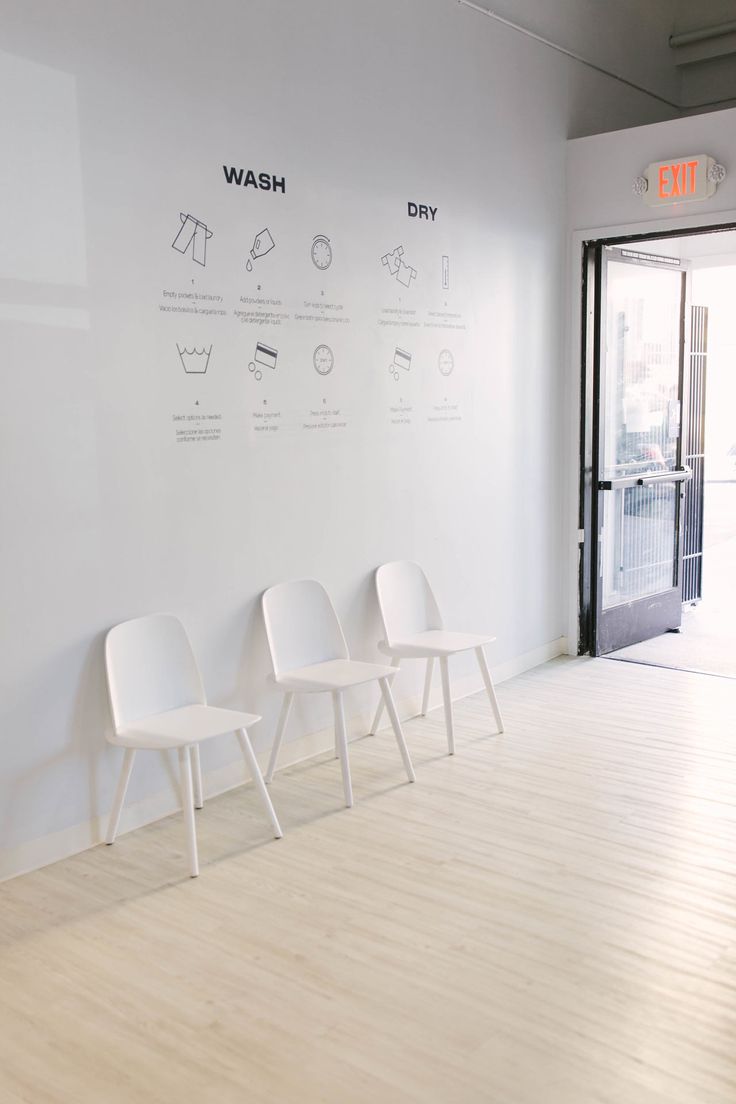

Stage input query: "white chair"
[
  {"left": 370, "top": 561, "right": 504, "bottom": 754},
  {"left": 104, "top": 613, "right": 282, "bottom": 877},
  {"left": 261, "top": 579, "right": 416, "bottom": 806}
]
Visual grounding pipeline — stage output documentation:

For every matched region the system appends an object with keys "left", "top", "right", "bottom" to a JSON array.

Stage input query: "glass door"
[{"left": 594, "top": 248, "right": 691, "bottom": 654}]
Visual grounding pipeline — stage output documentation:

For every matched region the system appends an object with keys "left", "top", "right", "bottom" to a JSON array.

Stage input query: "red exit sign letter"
[
  {"left": 658, "top": 160, "right": 698, "bottom": 199},
  {"left": 640, "top": 155, "right": 724, "bottom": 206}
]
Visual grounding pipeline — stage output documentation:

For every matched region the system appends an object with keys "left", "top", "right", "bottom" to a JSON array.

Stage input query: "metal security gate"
[{"left": 682, "top": 304, "right": 708, "bottom": 603}]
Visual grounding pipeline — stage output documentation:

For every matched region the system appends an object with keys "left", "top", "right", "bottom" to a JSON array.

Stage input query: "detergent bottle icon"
[{"left": 246, "top": 229, "right": 275, "bottom": 272}]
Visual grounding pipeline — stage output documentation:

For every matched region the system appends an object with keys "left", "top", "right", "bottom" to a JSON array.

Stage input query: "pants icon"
[{"left": 172, "top": 213, "right": 213, "bottom": 267}]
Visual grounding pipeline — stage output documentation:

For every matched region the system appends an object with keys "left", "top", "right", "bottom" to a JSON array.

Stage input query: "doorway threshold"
[
  {"left": 606, "top": 483, "right": 736, "bottom": 679},
  {"left": 604, "top": 651, "right": 735, "bottom": 681},
  {"left": 604, "top": 585, "right": 736, "bottom": 680}
]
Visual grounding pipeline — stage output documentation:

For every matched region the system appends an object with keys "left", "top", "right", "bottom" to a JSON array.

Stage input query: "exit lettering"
[
  {"left": 658, "top": 160, "right": 699, "bottom": 199},
  {"left": 640, "top": 154, "right": 721, "bottom": 207}
]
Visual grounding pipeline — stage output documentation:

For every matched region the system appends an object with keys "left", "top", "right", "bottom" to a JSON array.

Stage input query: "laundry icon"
[
  {"left": 172, "top": 213, "right": 213, "bottom": 267},
  {"left": 381, "top": 244, "right": 416, "bottom": 288},
  {"left": 177, "top": 344, "right": 212, "bottom": 374},
  {"left": 246, "top": 228, "right": 276, "bottom": 272},
  {"left": 389, "top": 346, "right": 412, "bottom": 381},
  {"left": 249, "top": 341, "right": 278, "bottom": 381}
]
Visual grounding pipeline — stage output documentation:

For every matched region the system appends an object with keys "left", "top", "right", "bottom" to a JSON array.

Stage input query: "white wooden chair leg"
[
  {"left": 105, "top": 748, "right": 136, "bottom": 844},
  {"left": 475, "top": 646, "right": 505, "bottom": 733},
  {"left": 332, "top": 691, "right": 353, "bottom": 808},
  {"left": 369, "top": 656, "right": 400, "bottom": 734},
  {"left": 421, "top": 657, "right": 434, "bottom": 716},
  {"left": 265, "top": 692, "right": 293, "bottom": 784},
  {"left": 379, "top": 678, "right": 416, "bottom": 783},
  {"left": 439, "top": 655, "right": 455, "bottom": 755},
  {"left": 237, "top": 729, "right": 284, "bottom": 839},
  {"left": 190, "top": 744, "right": 204, "bottom": 809},
  {"left": 178, "top": 745, "right": 199, "bottom": 877}
]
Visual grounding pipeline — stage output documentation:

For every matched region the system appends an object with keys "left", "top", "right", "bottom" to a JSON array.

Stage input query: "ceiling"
[
  {"left": 462, "top": 0, "right": 736, "bottom": 114},
  {"left": 671, "top": 0, "right": 736, "bottom": 110}
]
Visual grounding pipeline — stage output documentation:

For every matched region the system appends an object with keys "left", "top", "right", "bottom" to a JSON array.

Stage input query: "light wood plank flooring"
[{"left": 1, "top": 656, "right": 735, "bottom": 1104}]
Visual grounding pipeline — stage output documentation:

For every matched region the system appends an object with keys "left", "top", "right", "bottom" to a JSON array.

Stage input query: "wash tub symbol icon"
[{"left": 177, "top": 344, "right": 212, "bottom": 374}]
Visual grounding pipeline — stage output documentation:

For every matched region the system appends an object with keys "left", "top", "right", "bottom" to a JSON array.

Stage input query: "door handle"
[{"left": 598, "top": 465, "right": 692, "bottom": 491}]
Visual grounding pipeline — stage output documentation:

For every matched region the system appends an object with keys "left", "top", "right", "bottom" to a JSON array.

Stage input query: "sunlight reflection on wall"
[{"left": 0, "top": 49, "right": 89, "bottom": 327}]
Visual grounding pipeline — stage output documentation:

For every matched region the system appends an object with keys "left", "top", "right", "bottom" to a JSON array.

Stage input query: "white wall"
[
  {"left": 565, "top": 106, "right": 736, "bottom": 649},
  {"left": 0, "top": 0, "right": 673, "bottom": 878},
  {"left": 567, "top": 107, "right": 736, "bottom": 231}
]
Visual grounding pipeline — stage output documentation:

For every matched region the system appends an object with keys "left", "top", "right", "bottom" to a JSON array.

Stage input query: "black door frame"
[{"left": 578, "top": 220, "right": 736, "bottom": 656}]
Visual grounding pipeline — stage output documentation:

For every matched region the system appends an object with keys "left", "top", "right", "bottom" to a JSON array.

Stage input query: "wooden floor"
[
  {"left": 609, "top": 489, "right": 736, "bottom": 680},
  {"left": 1, "top": 656, "right": 735, "bottom": 1104}
]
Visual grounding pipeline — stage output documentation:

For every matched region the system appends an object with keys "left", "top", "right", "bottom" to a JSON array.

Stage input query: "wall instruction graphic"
[
  {"left": 381, "top": 245, "right": 417, "bottom": 288},
  {"left": 311, "top": 234, "right": 333, "bottom": 270},
  {"left": 155, "top": 179, "right": 474, "bottom": 447},
  {"left": 389, "top": 346, "right": 412, "bottom": 381},
  {"left": 172, "top": 213, "right": 213, "bottom": 266},
  {"left": 222, "top": 165, "right": 287, "bottom": 193},
  {"left": 438, "top": 348, "right": 454, "bottom": 376},
  {"left": 177, "top": 343, "right": 212, "bottom": 374},
  {"left": 313, "top": 343, "right": 334, "bottom": 376},
  {"left": 173, "top": 411, "right": 223, "bottom": 443},
  {"left": 407, "top": 202, "right": 437, "bottom": 221},
  {"left": 249, "top": 341, "right": 278, "bottom": 381},
  {"left": 246, "top": 228, "right": 275, "bottom": 272}
]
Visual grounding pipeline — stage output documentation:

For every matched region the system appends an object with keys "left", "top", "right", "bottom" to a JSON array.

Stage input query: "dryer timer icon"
[{"left": 311, "top": 235, "right": 333, "bottom": 270}]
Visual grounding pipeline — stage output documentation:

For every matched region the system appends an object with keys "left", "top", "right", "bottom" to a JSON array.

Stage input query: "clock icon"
[
  {"left": 438, "top": 348, "right": 454, "bottom": 376},
  {"left": 311, "top": 234, "right": 333, "bottom": 271},
  {"left": 313, "top": 343, "right": 334, "bottom": 376}
]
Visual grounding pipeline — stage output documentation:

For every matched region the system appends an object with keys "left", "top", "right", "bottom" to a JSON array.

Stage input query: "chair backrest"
[
  {"left": 105, "top": 614, "right": 205, "bottom": 732},
  {"left": 375, "top": 561, "right": 443, "bottom": 644},
  {"left": 262, "top": 579, "right": 349, "bottom": 677}
]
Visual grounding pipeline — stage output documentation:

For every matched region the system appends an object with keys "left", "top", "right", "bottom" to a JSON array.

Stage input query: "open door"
[
  {"left": 592, "top": 247, "right": 692, "bottom": 655},
  {"left": 681, "top": 303, "right": 708, "bottom": 604}
]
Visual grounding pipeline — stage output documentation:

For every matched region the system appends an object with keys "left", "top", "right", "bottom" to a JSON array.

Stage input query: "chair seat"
[
  {"left": 274, "top": 658, "right": 397, "bottom": 693},
  {"left": 379, "top": 630, "right": 496, "bottom": 658},
  {"left": 112, "top": 704, "right": 261, "bottom": 749}
]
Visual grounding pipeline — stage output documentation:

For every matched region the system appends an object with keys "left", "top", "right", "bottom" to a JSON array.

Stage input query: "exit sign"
[{"left": 638, "top": 155, "right": 724, "bottom": 206}]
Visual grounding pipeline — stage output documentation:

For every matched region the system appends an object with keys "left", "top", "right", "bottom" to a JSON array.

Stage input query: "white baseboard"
[{"left": 0, "top": 637, "right": 566, "bottom": 883}]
